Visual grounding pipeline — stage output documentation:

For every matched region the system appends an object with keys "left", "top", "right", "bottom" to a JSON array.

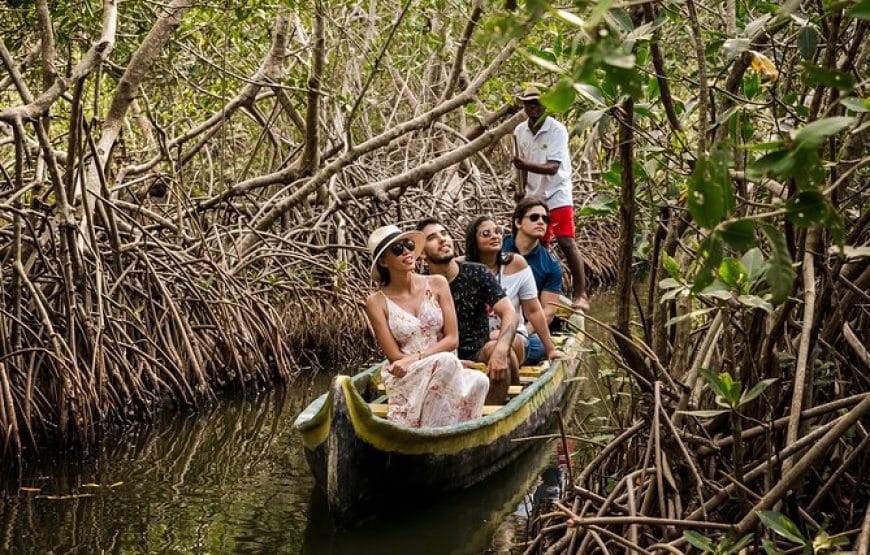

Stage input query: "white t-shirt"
[
  {"left": 513, "top": 116, "right": 573, "bottom": 210},
  {"left": 488, "top": 265, "right": 538, "bottom": 336}
]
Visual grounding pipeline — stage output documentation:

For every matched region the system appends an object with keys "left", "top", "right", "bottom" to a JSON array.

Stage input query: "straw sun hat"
[{"left": 366, "top": 224, "right": 424, "bottom": 282}]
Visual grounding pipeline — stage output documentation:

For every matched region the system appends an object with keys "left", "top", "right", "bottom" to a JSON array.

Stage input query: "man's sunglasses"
[
  {"left": 388, "top": 239, "right": 416, "bottom": 256},
  {"left": 479, "top": 227, "right": 503, "bottom": 238},
  {"left": 526, "top": 213, "right": 550, "bottom": 223}
]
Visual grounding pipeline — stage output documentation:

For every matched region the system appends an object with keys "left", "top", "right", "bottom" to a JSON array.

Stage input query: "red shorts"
[{"left": 544, "top": 205, "right": 575, "bottom": 244}]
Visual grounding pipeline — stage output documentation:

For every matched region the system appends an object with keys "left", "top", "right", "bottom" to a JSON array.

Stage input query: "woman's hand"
[{"left": 388, "top": 355, "right": 417, "bottom": 378}]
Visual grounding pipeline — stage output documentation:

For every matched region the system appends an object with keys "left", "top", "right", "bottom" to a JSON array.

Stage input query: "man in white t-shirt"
[{"left": 512, "top": 85, "right": 589, "bottom": 312}]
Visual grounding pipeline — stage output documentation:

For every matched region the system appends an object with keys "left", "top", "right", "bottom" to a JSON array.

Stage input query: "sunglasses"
[
  {"left": 478, "top": 227, "right": 503, "bottom": 238},
  {"left": 388, "top": 239, "right": 416, "bottom": 256},
  {"left": 526, "top": 213, "right": 550, "bottom": 223}
]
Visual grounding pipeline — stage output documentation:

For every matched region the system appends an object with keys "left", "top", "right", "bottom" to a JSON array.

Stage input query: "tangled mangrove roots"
[{"left": 521, "top": 282, "right": 869, "bottom": 554}]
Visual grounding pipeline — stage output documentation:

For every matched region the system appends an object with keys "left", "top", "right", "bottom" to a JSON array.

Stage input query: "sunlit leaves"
[{"left": 540, "top": 80, "right": 576, "bottom": 112}]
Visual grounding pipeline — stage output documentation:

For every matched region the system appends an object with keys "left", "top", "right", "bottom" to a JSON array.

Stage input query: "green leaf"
[
  {"left": 761, "top": 537, "right": 787, "bottom": 555},
  {"left": 659, "top": 277, "right": 683, "bottom": 290},
  {"left": 741, "top": 247, "right": 766, "bottom": 282},
  {"left": 603, "top": 52, "right": 636, "bottom": 69},
  {"left": 785, "top": 190, "right": 830, "bottom": 227},
  {"left": 574, "top": 83, "right": 606, "bottom": 107},
  {"left": 748, "top": 149, "right": 794, "bottom": 179},
  {"left": 719, "top": 257, "right": 750, "bottom": 292},
  {"left": 721, "top": 219, "right": 756, "bottom": 251},
  {"left": 757, "top": 510, "right": 807, "bottom": 545},
  {"left": 553, "top": 9, "right": 585, "bottom": 27},
  {"left": 575, "top": 109, "right": 606, "bottom": 134},
  {"left": 793, "top": 116, "right": 856, "bottom": 150},
  {"left": 666, "top": 307, "right": 716, "bottom": 327},
  {"left": 692, "top": 234, "right": 724, "bottom": 293},
  {"left": 662, "top": 252, "right": 681, "bottom": 279},
  {"left": 586, "top": 0, "right": 616, "bottom": 28},
  {"left": 683, "top": 530, "right": 715, "bottom": 552},
  {"left": 723, "top": 533, "right": 755, "bottom": 554},
  {"left": 736, "top": 294, "right": 773, "bottom": 313},
  {"left": 846, "top": 0, "right": 870, "bottom": 20},
  {"left": 761, "top": 224, "right": 796, "bottom": 304},
  {"left": 797, "top": 26, "right": 818, "bottom": 60},
  {"left": 540, "top": 81, "right": 576, "bottom": 113},
  {"left": 840, "top": 96, "right": 870, "bottom": 113},
  {"left": 688, "top": 152, "right": 733, "bottom": 229},
  {"left": 700, "top": 369, "right": 741, "bottom": 407},
  {"left": 739, "top": 378, "right": 777, "bottom": 406},
  {"left": 801, "top": 62, "right": 856, "bottom": 91}
]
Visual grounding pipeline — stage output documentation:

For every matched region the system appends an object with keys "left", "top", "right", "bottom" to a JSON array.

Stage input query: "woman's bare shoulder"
[
  {"left": 505, "top": 253, "right": 529, "bottom": 274},
  {"left": 365, "top": 291, "right": 384, "bottom": 310}
]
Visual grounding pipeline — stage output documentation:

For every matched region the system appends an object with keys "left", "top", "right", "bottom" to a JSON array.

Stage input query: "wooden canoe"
[{"left": 293, "top": 307, "right": 584, "bottom": 526}]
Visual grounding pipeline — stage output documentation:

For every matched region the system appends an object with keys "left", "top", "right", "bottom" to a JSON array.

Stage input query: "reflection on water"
[
  {"left": 1, "top": 291, "right": 616, "bottom": 554},
  {"left": 0, "top": 373, "right": 561, "bottom": 554}
]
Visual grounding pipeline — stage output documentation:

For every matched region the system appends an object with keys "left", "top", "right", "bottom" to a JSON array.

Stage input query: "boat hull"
[{"left": 294, "top": 319, "right": 583, "bottom": 526}]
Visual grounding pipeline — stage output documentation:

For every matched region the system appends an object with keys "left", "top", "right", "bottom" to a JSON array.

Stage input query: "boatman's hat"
[
  {"left": 517, "top": 85, "right": 542, "bottom": 101},
  {"left": 366, "top": 224, "right": 425, "bottom": 282}
]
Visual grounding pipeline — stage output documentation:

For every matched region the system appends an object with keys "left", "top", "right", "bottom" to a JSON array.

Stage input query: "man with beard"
[{"left": 415, "top": 218, "right": 519, "bottom": 404}]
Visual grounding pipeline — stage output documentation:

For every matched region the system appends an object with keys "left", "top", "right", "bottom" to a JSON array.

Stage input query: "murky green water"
[{"left": 1, "top": 292, "right": 616, "bottom": 554}]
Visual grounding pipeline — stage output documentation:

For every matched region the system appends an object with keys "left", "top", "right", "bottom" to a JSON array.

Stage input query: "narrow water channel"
[{"left": 1, "top": 292, "right": 616, "bottom": 554}]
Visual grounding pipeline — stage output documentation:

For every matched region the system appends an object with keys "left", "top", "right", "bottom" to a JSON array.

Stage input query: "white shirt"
[
  {"left": 488, "top": 265, "right": 538, "bottom": 337},
  {"left": 513, "top": 116, "right": 573, "bottom": 210}
]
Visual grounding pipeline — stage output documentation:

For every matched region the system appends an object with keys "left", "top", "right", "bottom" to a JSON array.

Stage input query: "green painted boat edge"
[
  {"left": 295, "top": 335, "right": 582, "bottom": 454},
  {"left": 293, "top": 298, "right": 584, "bottom": 454}
]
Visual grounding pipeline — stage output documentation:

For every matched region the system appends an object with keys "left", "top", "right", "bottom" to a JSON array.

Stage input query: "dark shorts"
[{"left": 544, "top": 205, "right": 575, "bottom": 244}]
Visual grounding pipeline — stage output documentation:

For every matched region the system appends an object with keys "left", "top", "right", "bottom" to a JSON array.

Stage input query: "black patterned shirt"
[{"left": 449, "top": 262, "right": 506, "bottom": 360}]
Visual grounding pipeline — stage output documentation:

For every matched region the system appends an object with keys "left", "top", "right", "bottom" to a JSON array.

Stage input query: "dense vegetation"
[{"left": 1, "top": 0, "right": 867, "bottom": 551}]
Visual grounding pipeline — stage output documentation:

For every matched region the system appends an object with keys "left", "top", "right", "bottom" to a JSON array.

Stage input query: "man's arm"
[
  {"left": 513, "top": 158, "right": 559, "bottom": 175},
  {"left": 539, "top": 290, "right": 560, "bottom": 323}
]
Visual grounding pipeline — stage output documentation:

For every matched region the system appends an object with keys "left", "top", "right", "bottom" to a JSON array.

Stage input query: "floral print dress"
[{"left": 381, "top": 279, "right": 489, "bottom": 427}]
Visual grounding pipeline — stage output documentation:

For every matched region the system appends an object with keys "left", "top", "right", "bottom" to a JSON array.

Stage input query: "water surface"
[{"left": 1, "top": 291, "right": 615, "bottom": 553}]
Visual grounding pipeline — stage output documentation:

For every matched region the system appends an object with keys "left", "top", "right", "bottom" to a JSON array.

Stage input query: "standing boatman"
[{"left": 512, "top": 85, "right": 589, "bottom": 312}]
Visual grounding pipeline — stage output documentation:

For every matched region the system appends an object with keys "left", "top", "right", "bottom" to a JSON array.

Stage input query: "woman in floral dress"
[{"left": 363, "top": 224, "right": 489, "bottom": 427}]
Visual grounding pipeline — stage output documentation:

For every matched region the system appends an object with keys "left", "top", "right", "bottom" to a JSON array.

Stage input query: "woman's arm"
[{"left": 364, "top": 293, "right": 406, "bottom": 362}]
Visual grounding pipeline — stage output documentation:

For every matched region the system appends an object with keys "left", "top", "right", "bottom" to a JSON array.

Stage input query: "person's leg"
[
  {"left": 477, "top": 340, "right": 518, "bottom": 404},
  {"left": 524, "top": 333, "right": 546, "bottom": 366},
  {"left": 550, "top": 206, "right": 589, "bottom": 311},
  {"left": 556, "top": 236, "right": 589, "bottom": 311}
]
